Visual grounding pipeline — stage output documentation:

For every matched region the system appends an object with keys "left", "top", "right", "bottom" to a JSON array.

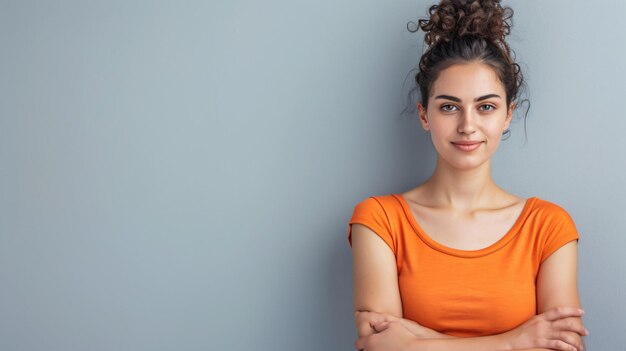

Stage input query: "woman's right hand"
[{"left": 505, "top": 306, "right": 588, "bottom": 351}]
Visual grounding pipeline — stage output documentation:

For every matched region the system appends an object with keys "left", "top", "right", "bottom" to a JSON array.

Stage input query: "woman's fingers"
[
  {"left": 540, "top": 307, "right": 587, "bottom": 351},
  {"left": 552, "top": 316, "right": 589, "bottom": 336},
  {"left": 356, "top": 321, "right": 372, "bottom": 338},
  {"left": 549, "top": 330, "right": 584, "bottom": 351},
  {"left": 354, "top": 336, "right": 365, "bottom": 350},
  {"left": 354, "top": 322, "right": 391, "bottom": 351},
  {"left": 542, "top": 306, "right": 584, "bottom": 322},
  {"left": 354, "top": 311, "right": 392, "bottom": 337},
  {"left": 539, "top": 338, "right": 579, "bottom": 351},
  {"left": 373, "top": 321, "right": 391, "bottom": 333},
  {"left": 510, "top": 307, "right": 588, "bottom": 351}
]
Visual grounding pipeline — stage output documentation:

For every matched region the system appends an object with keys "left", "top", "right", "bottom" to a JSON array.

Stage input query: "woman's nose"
[{"left": 457, "top": 110, "right": 477, "bottom": 135}]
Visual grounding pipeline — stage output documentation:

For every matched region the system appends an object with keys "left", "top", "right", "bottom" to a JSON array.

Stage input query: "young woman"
[{"left": 347, "top": 1, "right": 588, "bottom": 350}]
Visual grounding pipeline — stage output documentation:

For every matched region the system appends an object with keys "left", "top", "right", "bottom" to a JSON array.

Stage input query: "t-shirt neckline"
[{"left": 391, "top": 194, "right": 539, "bottom": 258}]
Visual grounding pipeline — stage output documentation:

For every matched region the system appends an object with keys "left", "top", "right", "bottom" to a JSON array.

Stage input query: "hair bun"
[{"left": 416, "top": 0, "right": 513, "bottom": 47}]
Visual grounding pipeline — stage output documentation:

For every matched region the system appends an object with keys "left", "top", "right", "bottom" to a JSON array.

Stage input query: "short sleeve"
[
  {"left": 540, "top": 204, "right": 580, "bottom": 264},
  {"left": 347, "top": 197, "right": 395, "bottom": 253}
]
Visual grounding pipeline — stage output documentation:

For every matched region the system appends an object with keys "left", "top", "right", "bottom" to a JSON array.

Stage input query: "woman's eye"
[
  {"left": 441, "top": 104, "right": 458, "bottom": 112},
  {"left": 479, "top": 104, "right": 496, "bottom": 111}
]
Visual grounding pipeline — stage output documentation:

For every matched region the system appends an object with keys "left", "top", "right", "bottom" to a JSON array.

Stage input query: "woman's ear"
[
  {"left": 417, "top": 102, "right": 430, "bottom": 131},
  {"left": 504, "top": 102, "right": 515, "bottom": 131}
]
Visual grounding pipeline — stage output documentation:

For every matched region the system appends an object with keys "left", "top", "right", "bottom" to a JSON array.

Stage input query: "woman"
[{"left": 347, "top": 1, "right": 588, "bottom": 350}]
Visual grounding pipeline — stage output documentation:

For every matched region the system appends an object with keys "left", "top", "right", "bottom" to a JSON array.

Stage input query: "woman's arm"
[
  {"left": 500, "top": 240, "right": 587, "bottom": 351},
  {"left": 359, "top": 307, "right": 586, "bottom": 351},
  {"left": 534, "top": 241, "right": 587, "bottom": 348},
  {"left": 351, "top": 225, "right": 587, "bottom": 351},
  {"left": 360, "top": 305, "right": 586, "bottom": 351},
  {"left": 355, "top": 311, "right": 453, "bottom": 339},
  {"left": 351, "top": 223, "right": 402, "bottom": 336},
  {"left": 351, "top": 224, "right": 451, "bottom": 339}
]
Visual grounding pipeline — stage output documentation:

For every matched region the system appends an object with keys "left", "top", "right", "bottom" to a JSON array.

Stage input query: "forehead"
[{"left": 431, "top": 62, "right": 505, "bottom": 99}]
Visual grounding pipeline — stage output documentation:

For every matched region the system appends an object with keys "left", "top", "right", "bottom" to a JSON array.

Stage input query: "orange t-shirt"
[{"left": 347, "top": 194, "right": 580, "bottom": 337}]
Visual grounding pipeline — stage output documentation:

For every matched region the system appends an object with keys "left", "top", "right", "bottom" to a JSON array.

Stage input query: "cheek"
[
  {"left": 428, "top": 127, "right": 449, "bottom": 145},
  {"left": 427, "top": 119, "right": 453, "bottom": 135},
  {"left": 486, "top": 118, "right": 508, "bottom": 138},
  {"left": 486, "top": 127, "right": 505, "bottom": 149},
  {"left": 488, "top": 137, "right": 502, "bottom": 149}
]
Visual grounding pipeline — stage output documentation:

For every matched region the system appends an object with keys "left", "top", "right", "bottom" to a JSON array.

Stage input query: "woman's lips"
[{"left": 451, "top": 141, "right": 483, "bottom": 151}]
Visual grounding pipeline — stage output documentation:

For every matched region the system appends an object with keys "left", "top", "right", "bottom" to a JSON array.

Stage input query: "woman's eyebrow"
[
  {"left": 435, "top": 94, "right": 461, "bottom": 102},
  {"left": 435, "top": 94, "right": 502, "bottom": 102},
  {"left": 475, "top": 94, "right": 501, "bottom": 101}
]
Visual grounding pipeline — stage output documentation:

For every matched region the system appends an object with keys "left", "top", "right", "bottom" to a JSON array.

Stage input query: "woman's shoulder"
[
  {"left": 529, "top": 196, "right": 574, "bottom": 216},
  {"left": 525, "top": 197, "right": 580, "bottom": 263},
  {"left": 348, "top": 193, "right": 405, "bottom": 249},
  {"left": 352, "top": 193, "right": 402, "bottom": 208},
  {"left": 526, "top": 196, "right": 579, "bottom": 231},
  {"left": 350, "top": 194, "right": 404, "bottom": 223}
]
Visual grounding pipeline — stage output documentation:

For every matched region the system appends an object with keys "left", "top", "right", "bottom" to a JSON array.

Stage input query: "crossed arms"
[{"left": 351, "top": 224, "right": 588, "bottom": 351}]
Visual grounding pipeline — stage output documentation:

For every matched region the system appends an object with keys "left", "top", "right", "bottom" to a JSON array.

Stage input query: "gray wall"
[{"left": 1, "top": 0, "right": 624, "bottom": 350}]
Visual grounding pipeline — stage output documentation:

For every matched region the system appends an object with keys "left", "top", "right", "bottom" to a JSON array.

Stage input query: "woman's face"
[{"left": 418, "top": 62, "right": 514, "bottom": 171}]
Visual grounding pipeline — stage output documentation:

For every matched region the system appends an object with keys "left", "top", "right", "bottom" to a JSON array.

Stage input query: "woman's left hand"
[
  {"left": 355, "top": 311, "right": 453, "bottom": 339},
  {"left": 354, "top": 311, "right": 387, "bottom": 337},
  {"left": 355, "top": 320, "right": 416, "bottom": 351}
]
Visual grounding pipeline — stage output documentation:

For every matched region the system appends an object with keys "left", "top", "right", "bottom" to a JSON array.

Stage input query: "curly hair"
[{"left": 409, "top": 0, "right": 527, "bottom": 121}]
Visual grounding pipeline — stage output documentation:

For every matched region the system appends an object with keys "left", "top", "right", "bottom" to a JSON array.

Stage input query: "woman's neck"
[{"left": 419, "top": 157, "right": 503, "bottom": 211}]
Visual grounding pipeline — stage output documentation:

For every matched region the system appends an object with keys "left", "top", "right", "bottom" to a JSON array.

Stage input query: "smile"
[{"left": 451, "top": 141, "right": 483, "bottom": 152}]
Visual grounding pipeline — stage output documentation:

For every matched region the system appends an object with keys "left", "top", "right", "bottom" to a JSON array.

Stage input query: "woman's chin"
[{"left": 441, "top": 156, "right": 490, "bottom": 172}]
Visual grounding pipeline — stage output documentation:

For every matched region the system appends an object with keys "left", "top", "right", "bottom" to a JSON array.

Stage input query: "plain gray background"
[{"left": 1, "top": 0, "right": 624, "bottom": 350}]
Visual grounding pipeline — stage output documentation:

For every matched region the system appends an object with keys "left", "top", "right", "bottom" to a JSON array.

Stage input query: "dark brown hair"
[{"left": 407, "top": 0, "right": 528, "bottom": 137}]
